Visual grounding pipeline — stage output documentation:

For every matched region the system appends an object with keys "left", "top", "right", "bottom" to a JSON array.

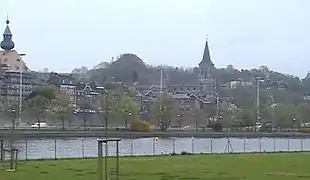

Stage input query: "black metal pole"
[
  {"left": 116, "top": 141, "right": 119, "bottom": 180},
  {"left": 83, "top": 94, "right": 87, "bottom": 132},
  {"left": 0, "top": 139, "right": 3, "bottom": 162},
  {"left": 97, "top": 142, "right": 103, "bottom": 180},
  {"left": 83, "top": 113, "right": 87, "bottom": 132},
  {"left": 10, "top": 109, "right": 16, "bottom": 170},
  {"left": 104, "top": 92, "right": 108, "bottom": 180},
  {"left": 104, "top": 142, "right": 108, "bottom": 180},
  {"left": 105, "top": 92, "right": 108, "bottom": 137}
]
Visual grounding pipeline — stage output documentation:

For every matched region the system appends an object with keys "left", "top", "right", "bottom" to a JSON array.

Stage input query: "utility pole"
[
  {"left": 18, "top": 53, "right": 26, "bottom": 127},
  {"left": 104, "top": 92, "right": 108, "bottom": 138},
  {"left": 215, "top": 92, "right": 219, "bottom": 121},
  {"left": 256, "top": 79, "right": 260, "bottom": 123},
  {"left": 160, "top": 68, "right": 163, "bottom": 94},
  {"left": 159, "top": 68, "right": 164, "bottom": 130}
]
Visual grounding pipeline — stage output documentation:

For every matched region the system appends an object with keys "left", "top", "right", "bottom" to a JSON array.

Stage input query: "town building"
[
  {"left": 137, "top": 39, "right": 219, "bottom": 117},
  {"left": 45, "top": 72, "right": 105, "bottom": 109},
  {"left": 46, "top": 72, "right": 77, "bottom": 102},
  {"left": 0, "top": 18, "right": 34, "bottom": 108}
]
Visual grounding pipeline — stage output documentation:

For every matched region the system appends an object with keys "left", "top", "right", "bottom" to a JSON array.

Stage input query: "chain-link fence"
[{"left": 1, "top": 137, "right": 309, "bottom": 160}]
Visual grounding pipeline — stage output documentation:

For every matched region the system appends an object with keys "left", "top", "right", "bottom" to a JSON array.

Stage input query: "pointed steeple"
[
  {"left": 199, "top": 38, "right": 214, "bottom": 67},
  {"left": 305, "top": 71, "right": 310, "bottom": 79},
  {"left": 1, "top": 17, "right": 15, "bottom": 51}
]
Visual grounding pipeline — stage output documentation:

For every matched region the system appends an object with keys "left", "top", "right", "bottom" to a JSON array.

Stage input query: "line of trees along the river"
[
  {"left": 4, "top": 53, "right": 310, "bottom": 131},
  {"left": 68, "top": 53, "right": 310, "bottom": 129},
  {"left": 1, "top": 84, "right": 205, "bottom": 132},
  {"left": 2, "top": 82, "right": 310, "bottom": 132}
]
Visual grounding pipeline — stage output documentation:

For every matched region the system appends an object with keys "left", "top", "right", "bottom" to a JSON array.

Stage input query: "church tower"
[
  {"left": 0, "top": 18, "right": 15, "bottom": 51},
  {"left": 0, "top": 18, "right": 28, "bottom": 72},
  {"left": 198, "top": 39, "right": 215, "bottom": 93}
]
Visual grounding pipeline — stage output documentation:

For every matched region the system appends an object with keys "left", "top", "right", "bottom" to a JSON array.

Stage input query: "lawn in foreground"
[{"left": 1, "top": 153, "right": 310, "bottom": 180}]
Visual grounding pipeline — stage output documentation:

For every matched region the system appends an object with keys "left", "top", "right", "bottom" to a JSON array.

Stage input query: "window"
[
  {"left": 4, "top": 58, "right": 7, "bottom": 62},
  {"left": 16, "top": 66, "right": 19, "bottom": 70},
  {"left": 16, "top": 59, "right": 20, "bottom": 62}
]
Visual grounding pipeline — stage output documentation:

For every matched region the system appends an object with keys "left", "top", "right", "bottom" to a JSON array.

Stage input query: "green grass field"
[{"left": 1, "top": 153, "right": 310, "bottom": 180}]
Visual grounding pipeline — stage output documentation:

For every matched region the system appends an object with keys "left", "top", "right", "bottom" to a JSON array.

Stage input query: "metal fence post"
[
  {"left": 191, "top": 137, "right": 195, "bottom": 153},
  {"left": 25, "top": 139, "right": 28, "bottom": 160},
  {"left": 301, "top": 139, "right": 303, "bottom": 151},
  {"left": 54, "top": 139, "right": 57, "bottom": 159},
  {"left": 210, "top": 139, "right": 213, "bottom": 154},
  {"left": 152, "top": 137, "right": 157, "bottom": 156},
  {"left": 259, "top": 138, "right": 262, "bottom": 152},
  {"left": 82, "top": 139, "right": 85, "bottom": 158},
  {"left": 273, "top": 138, "right": 276, "bottom": 152},
  {"left": 243, "top": 138, "right": 246, "bottom": 153},
  {"left": 287, "top": 138, "right": 290, "bottom": 152},
  {"left": 0, "top": 139, "right": 3, "bottom": 162},
  {"left": 172, "top": 137, "right": 175, "bottom": 154},
  {"left": 130, "top": 139, "right": 133, "bottom": 156}
]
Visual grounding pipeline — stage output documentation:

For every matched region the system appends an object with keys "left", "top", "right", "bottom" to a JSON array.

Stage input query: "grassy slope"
[{"left": 1, "top": 153, "right": 310, "bottom": 180}]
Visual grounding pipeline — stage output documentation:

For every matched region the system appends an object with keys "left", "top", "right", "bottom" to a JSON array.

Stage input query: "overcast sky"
[{"left": 1, "top": 0, "right": 310, "bottom": 77}]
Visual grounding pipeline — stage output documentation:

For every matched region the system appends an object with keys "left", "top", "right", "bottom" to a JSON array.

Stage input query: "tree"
[
  {"left": 226, "top": 64, "right": 235, "bottom": 71},
  {"left": 71, "top": 66, "right": 88, "bottom": 74},
  {"left": 296, "top": 103, "right": 310, "bottom": 123},
  {"left": 187, "top": 107, "right": 205, "bottom": 132},
  {"left": 113, "top": 94, "right": 139, "bottom": 129},
  {"left": 24, "top": 95, "right": 50, "bottom": 129},
  {"left": 149, "top": 93, "right": 179, "bottom": 131},
  {"left": 273, "top": 104, "right": 297, "bottom": 127},
  {"left": 98, "top": 91, "right": 117, "bottom": 129},
  {"left": 27, "top": 84, "right": 58, "bottom": 101},
  {"left": 235, "top": 109, "right": 255, "bottom": 126},
  {"left": 48, "top": 96, "right": 72, "bottom": 131},
  {"left": 24, "top": 85, "right": 58, "bottom": 128}
]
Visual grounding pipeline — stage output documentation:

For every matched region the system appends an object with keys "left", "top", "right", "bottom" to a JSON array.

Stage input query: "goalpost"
[
  {"left": 0, "top": 138, "right": 19, "bottom": 172},
  {"left": 97, "top": 138, "right": 121, "bottom": 180}
]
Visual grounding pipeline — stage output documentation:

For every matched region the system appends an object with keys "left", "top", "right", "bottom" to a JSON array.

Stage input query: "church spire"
[
  {"left": 1, "top": 16, "right": 15, "bottom": 51},
  {"left": 199, "top": 37, "right": 214, "bottom": 67}
]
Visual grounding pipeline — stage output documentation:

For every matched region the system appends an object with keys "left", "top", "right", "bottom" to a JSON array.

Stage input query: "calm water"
[{"left": 2, "top": 137, "right": 310, "bottom": 159}]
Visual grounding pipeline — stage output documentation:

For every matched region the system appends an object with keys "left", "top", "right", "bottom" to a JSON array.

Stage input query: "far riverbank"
[{"left": 1, "top": 130, "right": 310, "bottom": 139}]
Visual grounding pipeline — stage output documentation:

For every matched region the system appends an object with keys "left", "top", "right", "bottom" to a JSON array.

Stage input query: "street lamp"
[
  {"left": 18, "top": 53, "right": 26, "bottom": 127},
  {"left": 270, "top": 103, "right": 278, "bottom": 132},
  {"left": 209, "top": 91, "right": 219, "bottom": 121},
  {"left": 292, "top": 118, "right": 296, "bottom": 129},
  {"left": 9, "top": 108, "right": 16, "bottom": 170},
  {"left": 255, "top": 78, "right": 264, "bottom": 124},
  {"left": 176, "top": 114, "right": 181, "bottom": 131}
]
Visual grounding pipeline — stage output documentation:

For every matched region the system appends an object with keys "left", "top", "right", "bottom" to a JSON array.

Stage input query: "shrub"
[
  {"left": 130, "top": 120, "right": 150, "bottom": 132},
  {"left": 180, "top": 151, "right": 191, "bottom": 155},
  {"left": 298, "top": 128, "right": 310, "bottom": 133},
  {"left": 212, "top": 122, "right": 223, "bottom": 132}
]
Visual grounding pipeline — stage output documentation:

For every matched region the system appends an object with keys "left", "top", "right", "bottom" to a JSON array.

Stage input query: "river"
[{"left": 1, "top": 137, "right": 310, "bottom": 159}]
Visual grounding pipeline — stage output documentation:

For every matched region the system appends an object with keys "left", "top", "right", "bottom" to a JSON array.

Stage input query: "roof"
[
  {"left": 0, "top": 50, "right": 28, "bottom": 72},
  {"left": 46, "top": 72, "right": 76, "bottom": 86},
  {"left": 3, "top": 25, "right": 12, "bottom": 36},
  {"left": 172, "top": 93, "right": 189, "bottom": 99},
  {"left": 188, "top": 93, "right": 211, "bottom": 104},
  {"left": 199, "top": 39, "right": 214, "bottom": 67},
  {"left": 76, "top": 82, "right": 97, "bottom": 91}
]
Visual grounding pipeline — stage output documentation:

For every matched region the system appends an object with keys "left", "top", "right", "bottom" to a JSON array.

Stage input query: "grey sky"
[{"left": 1, "top": 0, "right": 310, "bottom": 77}]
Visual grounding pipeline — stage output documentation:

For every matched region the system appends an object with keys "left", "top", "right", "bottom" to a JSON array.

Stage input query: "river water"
[{"left": 2, "top": 137, "right": 310, "bottom": 159}]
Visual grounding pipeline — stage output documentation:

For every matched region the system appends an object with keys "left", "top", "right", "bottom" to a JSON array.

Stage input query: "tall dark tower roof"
[
  {"left": 1, "top": 18, "right": 15, "bottom": 51},
  {"left": 199, "top": 39, "right": 214, "bottom": 67}
]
